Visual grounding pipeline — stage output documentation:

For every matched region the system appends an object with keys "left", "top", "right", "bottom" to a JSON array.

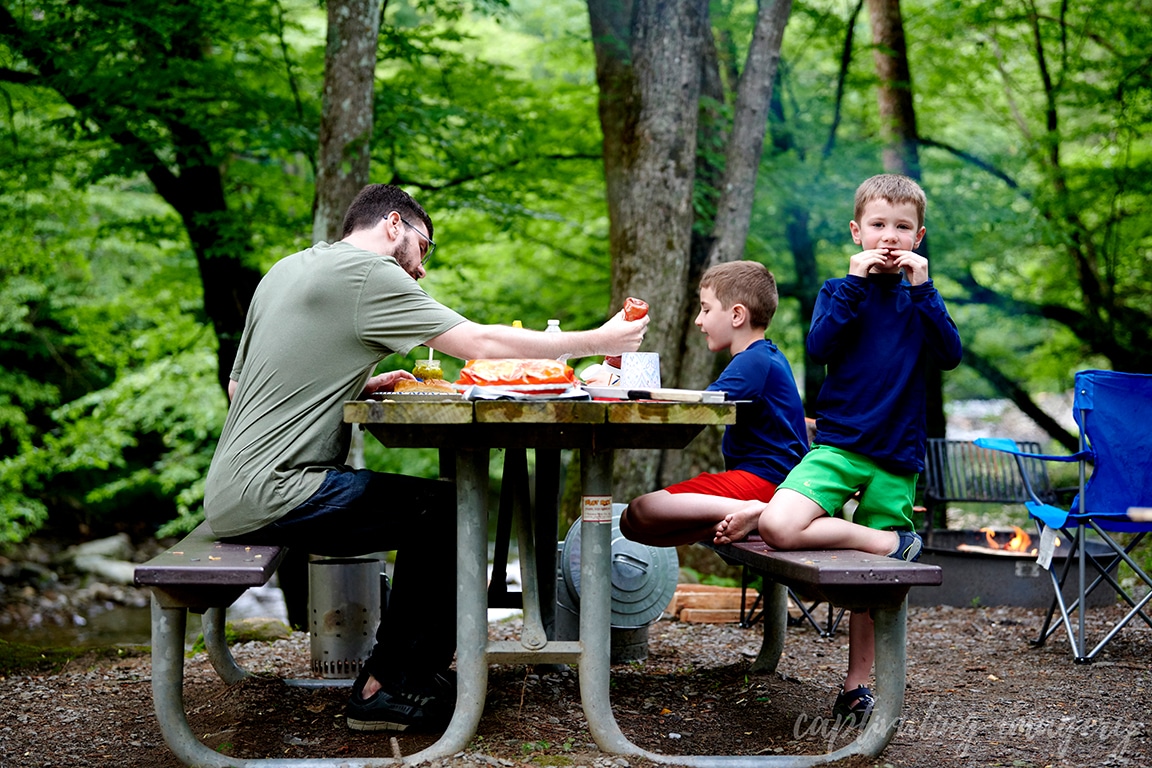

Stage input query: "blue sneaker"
[{"left": 890, "top": 530, "right": 923, "bottom": 562}]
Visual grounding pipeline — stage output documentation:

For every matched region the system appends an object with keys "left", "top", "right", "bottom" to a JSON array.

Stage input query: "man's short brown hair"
[
  {"left": 853, "top": 174, "right": 927, "bottom": 229},
  {"left": 341, "top": 184, "right": 433, "bottom": 240},
  {"left": 699, "top": 261, "right": 778, "bottom": 330}
]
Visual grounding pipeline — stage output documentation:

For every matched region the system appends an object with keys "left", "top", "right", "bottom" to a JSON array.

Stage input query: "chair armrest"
[
  {"left": 973, "top": 437, "right": 1088, "bottom": 513},
  {"left": 973, "top": 437, "right": 1087, "bottom": 463}
]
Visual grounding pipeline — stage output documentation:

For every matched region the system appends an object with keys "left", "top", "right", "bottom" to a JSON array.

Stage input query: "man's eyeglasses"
[{"left": 400, "top": 216, "right": 436, "bottom": 265}]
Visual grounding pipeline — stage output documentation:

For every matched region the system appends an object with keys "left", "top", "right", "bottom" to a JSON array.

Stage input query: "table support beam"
[{"left": 410, "top": 447, "right": 491, "bottom": 762}]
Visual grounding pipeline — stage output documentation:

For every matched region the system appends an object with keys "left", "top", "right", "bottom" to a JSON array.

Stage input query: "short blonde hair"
[
  {"left": 854, "top": 174, "right": 926, "bottom": 229},
  {"left": 699, "top": 261, "right": 778, "bottom": 330}
]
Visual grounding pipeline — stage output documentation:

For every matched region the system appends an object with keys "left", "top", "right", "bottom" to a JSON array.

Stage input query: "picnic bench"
[
  {"left": 703, "top": 538, "right": 942, "bottom": 754},
  {"left": 134, "top": 521, "right": 289, "bottom": 767},
  {"left": 726, "top": 437, "right": 1054, "bottom": 632}
]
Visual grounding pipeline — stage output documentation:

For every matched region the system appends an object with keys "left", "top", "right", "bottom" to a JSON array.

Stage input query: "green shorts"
[{"left": 778, "top": 444, "right": 917, "bottom": 531}]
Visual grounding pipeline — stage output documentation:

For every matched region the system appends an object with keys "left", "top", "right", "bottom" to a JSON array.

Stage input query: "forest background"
[{"left": 1, "top": 0, "right": 1150, "bottom": 549}]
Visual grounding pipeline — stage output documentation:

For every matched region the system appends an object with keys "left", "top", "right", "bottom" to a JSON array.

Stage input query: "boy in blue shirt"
[
  {"left": 733, "top": 174, "right": 963, "bottom": 726},
  {"left": 621, "top": 261, "right": 810, "bottom": 547}
]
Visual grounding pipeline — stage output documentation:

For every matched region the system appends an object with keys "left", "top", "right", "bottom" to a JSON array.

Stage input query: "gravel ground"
[
  {"left": 1, "top": 601, "right": 1149, "bottom": 768},
  {"left": 2, "top": 512, "right": 1151, "bottom": 768}
]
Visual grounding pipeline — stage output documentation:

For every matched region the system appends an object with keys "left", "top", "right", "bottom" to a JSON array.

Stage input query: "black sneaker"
[
  {"left": 345, "top": 671, "right": 456, "bottom": 732},
  {"left": 832, "top": 685, "right": 875, "bottom": 728},
  {"left": 890, "top": 530, "right": 923, "bottom": 562}
]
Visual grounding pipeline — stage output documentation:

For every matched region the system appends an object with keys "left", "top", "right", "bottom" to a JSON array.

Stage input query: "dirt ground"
[{"left": 1, "top": 599, "right": 1149, "bottom": 768}]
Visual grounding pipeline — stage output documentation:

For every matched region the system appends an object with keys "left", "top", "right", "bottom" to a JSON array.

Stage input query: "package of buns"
[
  {"left": 456, "top": 359, "right": 575, "bottom": 387},
  {"left": 393, "top": 378, "right": 458, "bottom": 394}
]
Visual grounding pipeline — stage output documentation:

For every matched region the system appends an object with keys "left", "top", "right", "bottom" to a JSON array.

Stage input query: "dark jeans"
[{"left": 226, "top": 468, "right": 457, "bottom": 686}]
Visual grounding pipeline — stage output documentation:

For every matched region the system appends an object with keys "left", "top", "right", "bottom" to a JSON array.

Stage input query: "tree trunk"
[
  {"left": 312, "top": 0, "right": 383, "bottom": 244},
  {"left": 676, "top": 0, "right": 793, "bottom": 390},
  {"left": 662, "top": 0, "right": 794, "bottom": 486},
  {"left": 312, "top": 0, "right": 383, "bottom": 475},
  {"left": 705, "top": 0, "right": 793, "bottom": 269},
  {"left": 154, "top": 158, "right": 264, "bottom": 394},
  {"left": 866, "top": 0, "right": 947, "bottom": 438},
  {"left": 865, "top": 0, "right": 920, "bottom": 179},
  {"left": 588, "top": 0, "right": 709, "bottom": 499},
  {"left": 278, "top": 0, "right": 384, "bottom": 630}
]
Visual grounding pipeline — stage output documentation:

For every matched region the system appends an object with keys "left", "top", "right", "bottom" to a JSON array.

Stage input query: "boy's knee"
[
  {"left": 622, "top": 496, "right": 655, "bottom": 528},
  {"left": 619, "top": 506, "right": 639, "bottom": 538},
  {"left": 758, "top": 514, "right": 797, "bottom": 549},
  {"left": 619, "top": 504, "right": 657, "bottom": 545}
]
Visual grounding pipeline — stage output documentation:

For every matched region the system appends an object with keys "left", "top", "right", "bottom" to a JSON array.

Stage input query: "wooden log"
[{"left": 678, "top": 608, "right": 745, "bottom": 624}]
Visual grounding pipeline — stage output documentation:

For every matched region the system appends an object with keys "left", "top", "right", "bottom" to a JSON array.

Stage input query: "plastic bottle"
[{"left": 546, "top": 319, "right": 569, "bottom": 362}]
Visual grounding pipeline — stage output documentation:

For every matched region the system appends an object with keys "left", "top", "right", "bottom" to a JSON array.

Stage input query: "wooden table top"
[{"left": 344, "top": 397, "right": 736, "bottom": 450}]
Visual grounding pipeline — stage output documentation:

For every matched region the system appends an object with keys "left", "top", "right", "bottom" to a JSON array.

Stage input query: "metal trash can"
[
  {"left": 309, "top": 557, "right": 382, "bottom": 679},
  {"left": 555, "top": 504, "right": 679, "bottom": 662}
]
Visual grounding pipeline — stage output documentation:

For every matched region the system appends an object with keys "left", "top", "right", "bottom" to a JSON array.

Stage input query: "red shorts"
[{"left": 664, "top": 469, "right": 779, "bottom": 503}]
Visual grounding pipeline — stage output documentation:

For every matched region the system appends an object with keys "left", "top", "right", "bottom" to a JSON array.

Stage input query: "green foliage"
[
  {"left": 380, "top": 0, "right": 610, "bottom": 332},
  {"left": 0, "top": 0, "right": 609, "bottom": 543},
  {"left": 2, "top": 0, "right": 1151, "bottom": 545},
  {"left": 0, "top": 171, "right": 224, "bottom": 540}
]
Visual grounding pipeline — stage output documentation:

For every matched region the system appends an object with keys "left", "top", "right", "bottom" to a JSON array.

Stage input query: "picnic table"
[
  {"left": 136, "top": 394, "right": 936, "bottom": 766},
  {"left": 346, "top": 395, "right": 939, "bottom": 766},
  {"left": 344, "top": 395, "right": 734, "bottom": 763}
]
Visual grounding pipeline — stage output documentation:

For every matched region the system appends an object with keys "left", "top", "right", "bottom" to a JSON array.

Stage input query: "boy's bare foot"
[{"left": 713, "top": 502, "right": 764, "bottom": 545}]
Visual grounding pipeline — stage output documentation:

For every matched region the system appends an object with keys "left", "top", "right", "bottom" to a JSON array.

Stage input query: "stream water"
[
  {"left": 1, "top": 558, "right": 523, "bottom": 649},
  {"left": 0, "top": 582, "right": 290, "bottom": 649}
]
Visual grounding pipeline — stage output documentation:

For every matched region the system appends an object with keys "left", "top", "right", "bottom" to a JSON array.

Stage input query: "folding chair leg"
[
  {"left": 786, "top": 589, "right": 845, "bottom": 638},
  {"left": 739, "top": 566, "right": 765, "bottom": 628},
  {"left": 823, "top": 603, "right": 846, "bottom": 637},
  {"left": 1085, "top": 528, "right": 1152, "bottom": 630},
  {"left": 1035, "top": 523, "right": 1152, "bottom": 662}
]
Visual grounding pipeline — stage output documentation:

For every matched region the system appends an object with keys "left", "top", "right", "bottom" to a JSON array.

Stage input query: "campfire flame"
[{"left": 979, "top": 525, "right": 1035, "bottom": 555}]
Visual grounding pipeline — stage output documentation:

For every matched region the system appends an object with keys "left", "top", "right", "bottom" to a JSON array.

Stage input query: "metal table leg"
[
  {"left": 575, "top": 446, "right": 632, "bottom": 751},
  {"left": 409, "top": 447, "right": 491, "bottom": 761}
]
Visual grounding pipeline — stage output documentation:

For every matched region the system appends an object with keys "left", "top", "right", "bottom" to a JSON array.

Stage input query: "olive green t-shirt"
[{"left": 203, "top": 241, "right": 466, "bottom": 537}]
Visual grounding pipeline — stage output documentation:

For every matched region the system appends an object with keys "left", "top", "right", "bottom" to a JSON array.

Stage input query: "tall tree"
[
  {"left": 906, "top": 0, "right": 1151, "bottom": 445},
  {"left": 677, "top": 0, "right": 794, "bottom": 389},
  {"left": 277, "top": 0, "right": 385, "bottom": 629},
  {"left": 586, "top": 0, "right": 709, "bottom": 495},
  {"left": 0, "top": 0, "right": 301, "bottom": 393},
  {"left": 865, "top": 0, "right": 919, "bottom": 179},
  {"left": 865, "top": 0, "right": 948, "bottom": 440},
  {"left": 314, "top": 0, "right": 383, "bottom": 473},
  {"left": 312, "top": 0, "right": 383, "bottom": 244},
  {"left": 663, "top": 0, "right": 794, "bottom": 487}
]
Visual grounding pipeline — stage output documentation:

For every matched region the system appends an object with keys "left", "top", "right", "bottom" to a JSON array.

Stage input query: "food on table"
[
  {"left": 605, "top": 297, "right": 650, "bottom": 370},
  {"left": 456, "top": 359, "right": 575, "bottom": 387},
  {"left": 394, "top": 378, "right": 457, "bottom": 394},
  {"left": 622, "top": 296, "right": 650, "bottom": 322},
  {"left": 413, "top": 358, "right": 443, "bottom": 380}
]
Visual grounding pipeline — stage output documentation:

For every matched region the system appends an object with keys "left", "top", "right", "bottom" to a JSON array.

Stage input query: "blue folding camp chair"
[{"left": 975, "top": 369, "right": 1152, "bottom": 663}]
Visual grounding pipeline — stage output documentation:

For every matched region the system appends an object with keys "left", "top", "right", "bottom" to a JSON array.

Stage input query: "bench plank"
[
  {"left": 704, "top": 538, "right": 942, "bottom": 611},
  {"left": 134, "top": 521, "right": 284, "bottom": 589}
]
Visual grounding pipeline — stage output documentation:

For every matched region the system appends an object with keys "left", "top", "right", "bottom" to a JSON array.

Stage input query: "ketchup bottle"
[{"left": 605, "top": 297, "right": 649, "bottom": 369}]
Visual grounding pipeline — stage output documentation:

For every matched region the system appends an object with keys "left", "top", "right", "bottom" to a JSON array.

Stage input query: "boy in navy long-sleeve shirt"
[{"left": 726, "top": 174, "right": 962, "bottom": 726}]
